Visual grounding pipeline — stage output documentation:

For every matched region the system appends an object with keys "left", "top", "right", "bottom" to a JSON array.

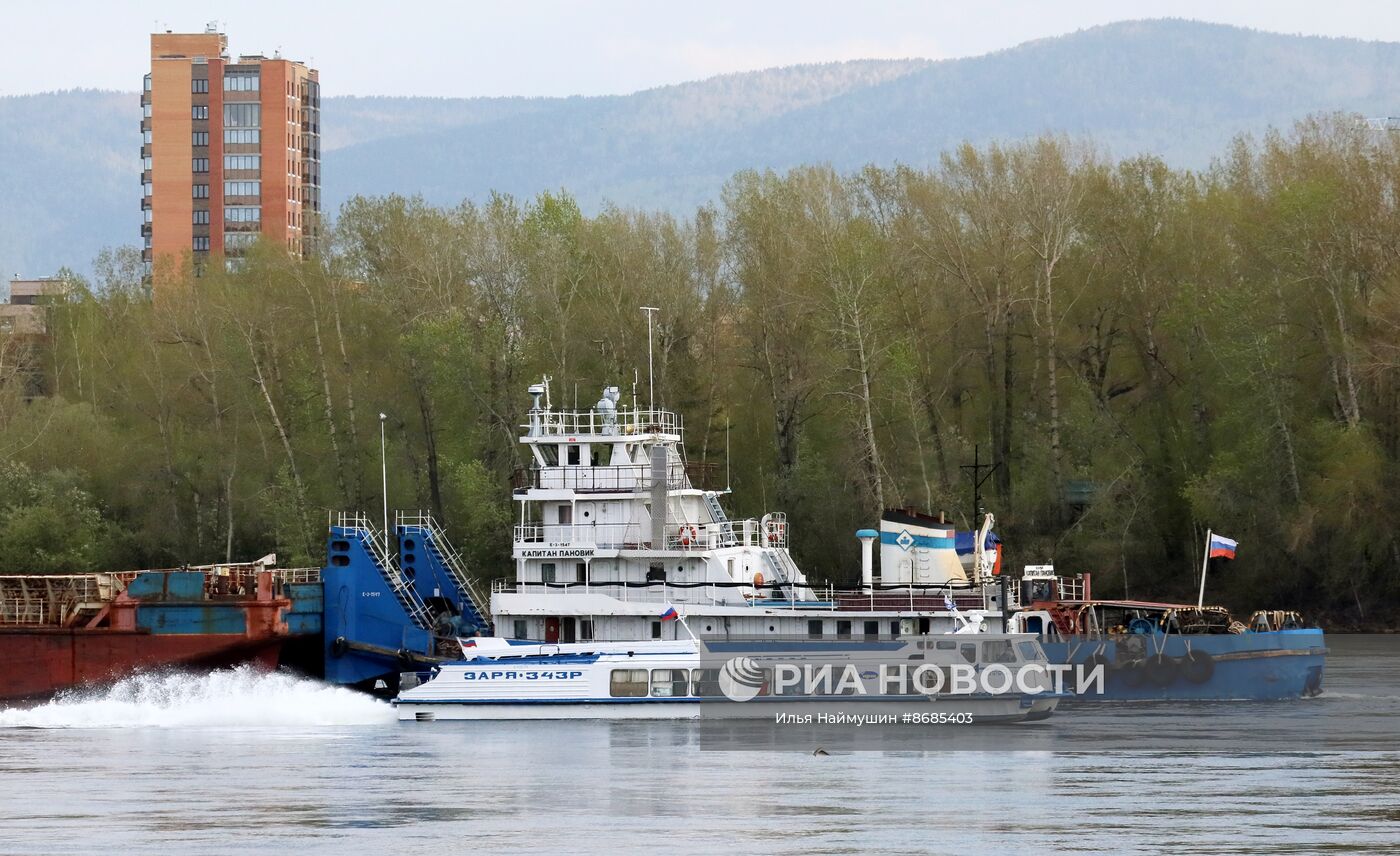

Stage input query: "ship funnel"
[
  {"left": 879, "top": 508, "right": 967, "bottom": 587},
  {"left": 856, "top": 530, "right": 878, "bottom": 593}
]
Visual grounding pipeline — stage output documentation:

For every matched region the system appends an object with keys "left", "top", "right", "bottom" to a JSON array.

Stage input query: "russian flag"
[
  {"left": 660, "top": 604, "right": 679, "bottom": 621},
  {"left": 1208, "top": 534, "right": 1238, "bottom": 560}
]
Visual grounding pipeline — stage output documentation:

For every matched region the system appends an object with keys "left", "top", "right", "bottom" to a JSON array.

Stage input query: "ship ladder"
[{"left": 702, "top": 492, "right": 736, "bottom": 547}]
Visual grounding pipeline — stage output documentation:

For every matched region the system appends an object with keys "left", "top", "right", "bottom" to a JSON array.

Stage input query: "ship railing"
[
  {"left": 491, "top": 579, "right": 839, "bottom": 609},
  {"left": 0, "top": 597, "right": 46, "bottom": 624},
  {"left": 514, "top": 518, "right": 786, "bottom": 551},
  {"left": 524, "top": 407, "right": 683, "bottom": 439},
  {"left": 516, "top": 463, "right": 696, "bottom": 493},
  {"left": 396, "top": 510, "right": 489, "bottom": 618}
]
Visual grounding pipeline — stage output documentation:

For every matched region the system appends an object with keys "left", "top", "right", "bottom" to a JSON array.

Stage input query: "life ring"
[
  {"left": 1144, "top": 653, "right": 1180, "bottom": 687},
  {"left": 753, "top": 571, "right": 765, "bottom": 589},
  {"left": 678, "top": 525, "right": 698, "bottom": 546},
  {"left": 1181, "top": 650, "right": 1215, "bottom": 684}
]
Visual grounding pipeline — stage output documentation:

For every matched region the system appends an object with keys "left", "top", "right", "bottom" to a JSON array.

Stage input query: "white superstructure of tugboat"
[{"left": 491, "top": 378, "right": 1008, "bottom": 646}]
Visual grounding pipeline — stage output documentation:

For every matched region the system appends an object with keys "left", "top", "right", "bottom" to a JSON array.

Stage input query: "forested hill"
[{"left": 8, "top": 19, "right": 1400, "bottom": 283}]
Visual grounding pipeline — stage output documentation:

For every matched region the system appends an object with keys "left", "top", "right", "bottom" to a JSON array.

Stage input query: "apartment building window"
[
  {"left": 192, "top": 105, "right": 208, "bottom": 120},
  {"left": 192, "top": 132, "right": 209, "bottom": 147},
  {"left": 224, "top": 206, "right": 260, "bottom": 223},
  {"left": 193, "top": 184, "right": 209, "bottom": 199},
  {"left": 193, "top": 236, "right": 210, "bottom": 251},
  {"left": 224, "top": 72, "right": 260, "bottom": 92},
  {"left": 143, "top": 103, "right": 152, "bottom": 119},
  {"left": 192, "top": 78, "right": 209, "bottom": 94},
  {"left": 225, "top": 232, "right": 257, "bottom": 250},
  {"left": 224, "top": 154, "right": 260, "bottom": 171},
  {"left": 224, "top": 129, "right": 260, "bottom": 145},
  {"left": 223, "top": 103, "right": 260, "bottom": 128},
  {"left": 192, "top": 158, "right": 209, "bottom": 173},
  {"left": 193, "top": 210, "right": 210, "bottom": 225},
  {"left": 143, "top": 129, "right": 152, "bottom": 144},
  {"left": 224, "top": 180, "right": 260, "bottom": 197},
  {"left": 143, "top": 182, "right": 152, "bottom": 197},
  {"left": 143, "top": 156, "right": 152, "bottom": 171},
  {"left": 143, "top": 75, "right": 152, "bottom": 92},
  {"left": 143, "top": 208, "right": 153, "bottom": 223}
]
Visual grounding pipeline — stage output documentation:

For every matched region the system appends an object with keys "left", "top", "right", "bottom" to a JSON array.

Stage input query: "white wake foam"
[{"left": 0, "top": 666, "right": 396, "bottom": 729}]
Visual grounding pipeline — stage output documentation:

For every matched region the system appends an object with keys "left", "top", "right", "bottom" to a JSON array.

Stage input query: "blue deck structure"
[
  {"left": 1043, "top": 629, "right": 1325, "bottom": 701},
  {"left": 322, "top": 511, "right": 489, "bottom": 690}
]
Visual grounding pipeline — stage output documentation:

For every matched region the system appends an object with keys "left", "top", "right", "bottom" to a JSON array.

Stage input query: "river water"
[{"left": 1, "top": 636, "right": 1397, "bottom": 854}]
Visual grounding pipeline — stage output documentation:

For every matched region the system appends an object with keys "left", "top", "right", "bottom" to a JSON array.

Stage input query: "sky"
[{"left": 2, "top": 0, "right": 1399, "bottom": 98}]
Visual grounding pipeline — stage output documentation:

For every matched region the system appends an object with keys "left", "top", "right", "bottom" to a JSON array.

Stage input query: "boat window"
[
  {"left": 567, "top": 444, "right": 580, "bottom": 465},
  {"left": 610, "top": 669, "right": 649, "bottom": 697},
  {"left": 539, "top": 445, "right": 558, "bottom": 466},
  {"left": 836, "top": 620, "right": 852, "bottom": 639},
  {"left": 541, "top": 563, "right": 556, "bottom": 583},
  {"left": 863, "top": 620, "right": 879, "bottom": 639},
  {"left": 807, "top": 620, "right": 823, "bottom": 639},
  {"left": 891, "top": 621, "right": 901, "bottom": 639},
  {"left": 692, "top": 668, "right": 723, "bottom": 697},
  {"left": 651, "top": 621, "right": 662, "bottom": 639},
  {"left": 513, "top": 619, "right": 528, "bottom": 640},
  {"left": 960, "top": 643, "right": 978, "bottom": 664},
  {"left": 580, "top": 620, "right": 594, "bottom": 641},
  {"left": 1017, "top": 641, "right": 1044, "bottom": 662},
  {"left": 983, "top": 640, "right": 1017, "bottom": 664},
  {"left": 935, "top": 640, "right": 956, "bottom": 650},
  {"left": 651, "top": 669, "right": 690, "bottom": 697}
]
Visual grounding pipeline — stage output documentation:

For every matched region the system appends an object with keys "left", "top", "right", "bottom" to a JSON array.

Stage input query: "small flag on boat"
[
  {"left": 943, "top": 592, "right": 957, "bottom": 612},
  {"left": 1208, "top": 534, "right": 1238, "bottom": 560},
  {"left": 660, "top": 604, "right": 679, "bottom": 621}
]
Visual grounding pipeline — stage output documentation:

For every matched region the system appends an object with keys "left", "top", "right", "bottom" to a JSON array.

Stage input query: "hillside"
[{"left": 5, "top": 19, "right": 1400, "bottom": 281}]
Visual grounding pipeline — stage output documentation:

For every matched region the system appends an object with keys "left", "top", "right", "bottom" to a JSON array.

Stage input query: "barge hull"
[{"left": 0, "top": 629, "right": 284, "bottom": 702}]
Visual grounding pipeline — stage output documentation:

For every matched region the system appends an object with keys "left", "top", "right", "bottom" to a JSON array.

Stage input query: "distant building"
[
  {"left": 141, "top": 27, "right": 321, "bottom": 283},
  {"left": 0, "top": 277, "right": 69, "bottom": 398}
]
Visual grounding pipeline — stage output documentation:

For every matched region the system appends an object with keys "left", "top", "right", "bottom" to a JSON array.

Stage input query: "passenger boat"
[{"left": 393, "top": 631, "right": 1063, "bottom": 722}]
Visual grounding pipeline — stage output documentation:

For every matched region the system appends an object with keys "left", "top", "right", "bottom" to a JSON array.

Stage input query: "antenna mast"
[{"left": 641, "top": 306, "right": 660, "bottom": 410}]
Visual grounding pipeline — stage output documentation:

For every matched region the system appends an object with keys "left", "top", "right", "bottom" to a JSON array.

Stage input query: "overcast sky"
[{"left": 3, "top": 0, "right": 1397, "bottom": 98}]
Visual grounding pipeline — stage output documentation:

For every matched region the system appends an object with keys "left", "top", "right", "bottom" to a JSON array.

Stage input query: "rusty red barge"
[{"left": 0, "top": 564, "right": 322, "bottom": 702}]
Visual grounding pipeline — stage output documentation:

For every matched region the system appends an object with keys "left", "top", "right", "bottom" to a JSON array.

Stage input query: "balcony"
[
  {"left": 512, "top": 461, "right": 717, "bottom": 493},
  {"left": 513, "top": 516, "right": 787, "bottom": 551},
  {"left": 524, "top": 407, "right": 682, "bottom": 439}
]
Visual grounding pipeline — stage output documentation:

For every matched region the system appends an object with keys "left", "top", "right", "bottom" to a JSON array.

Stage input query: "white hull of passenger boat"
[{"left": 394, "top": 637, "right": 1061, "bottom": 722}]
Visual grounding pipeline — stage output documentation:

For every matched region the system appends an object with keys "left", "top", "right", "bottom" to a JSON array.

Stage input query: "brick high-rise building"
[{"left": 141, "top": 28, "right": 321, "bottom": 280}]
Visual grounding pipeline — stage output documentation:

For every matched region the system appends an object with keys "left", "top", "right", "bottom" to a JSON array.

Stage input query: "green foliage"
[
  {"left": 0, "top": 460, "right": 133, "bottom": 573},
  {"left": 3, "top": 119, "right": 1399, "bottom": 623}
]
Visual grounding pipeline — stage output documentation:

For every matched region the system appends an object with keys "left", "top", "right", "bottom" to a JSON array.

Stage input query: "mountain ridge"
[{"left": 4, "top": 19, "right": 1400, "bottom": 281}]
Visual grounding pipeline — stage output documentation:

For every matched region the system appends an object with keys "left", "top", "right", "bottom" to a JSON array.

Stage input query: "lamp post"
[{"left": 379, "top": 412, "right": 389, "bottom": 554}]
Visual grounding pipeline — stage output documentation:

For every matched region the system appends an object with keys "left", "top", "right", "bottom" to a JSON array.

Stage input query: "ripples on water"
[{"left": 1, "top": 639, "right": 1396, "bottom": 854}]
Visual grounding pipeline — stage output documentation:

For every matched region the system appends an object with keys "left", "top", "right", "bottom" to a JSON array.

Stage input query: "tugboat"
[{"left": 376, "top": 377, "right": 1322, "bottom": 706}]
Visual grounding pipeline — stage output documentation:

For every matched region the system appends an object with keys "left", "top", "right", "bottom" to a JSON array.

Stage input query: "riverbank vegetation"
[{"left": 2, "top": 115, "right": 1398, "bottom": 623}]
